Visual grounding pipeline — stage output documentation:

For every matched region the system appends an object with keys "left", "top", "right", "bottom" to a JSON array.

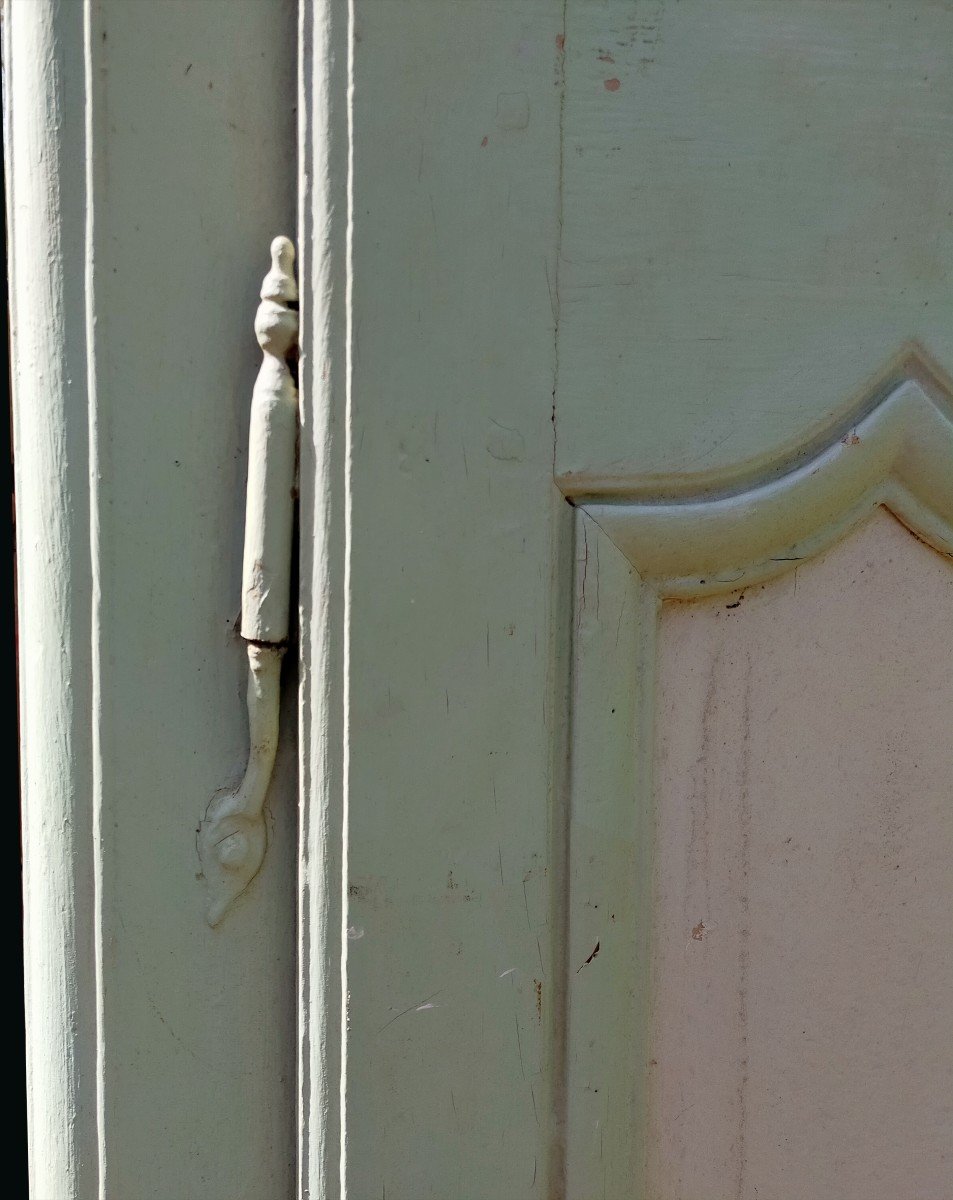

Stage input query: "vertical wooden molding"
[
  {"left": 298, "top": 1, "right": 351, "bottom": 1194},
  {"left": 4, "top": 0, "right": 99, "bottom": 1194}
]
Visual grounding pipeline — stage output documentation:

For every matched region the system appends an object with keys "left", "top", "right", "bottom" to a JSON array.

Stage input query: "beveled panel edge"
[
  {"left": 557, "top": 343, "right": 953, "bottom": 503},
  {"left": 565, "top": 349, "right": 953, "bottom": 599},
  {"left": 560, "top": 508, "right": 657, "bottom": 1200}
]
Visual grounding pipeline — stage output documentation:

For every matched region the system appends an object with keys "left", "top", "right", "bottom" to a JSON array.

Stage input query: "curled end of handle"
[{"left": 198, "top": 644, "right": 283, "bottom": 926}]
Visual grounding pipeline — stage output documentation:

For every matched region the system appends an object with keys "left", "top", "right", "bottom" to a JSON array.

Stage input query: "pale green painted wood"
[
  {"left": 327, "top": 2, "right": 952, "bottom": 1196},
  {"left": 9, "top": 2, "right": 300, "bottom": 1195},
  {"left": 88, "top": 4, "right": 299, "bottom": 1193},
  {"left": 563, "top": 512, "right": 654, "bottom": 1198},
  {"left": 558, "top": 0, "right": 953, "bottom": 486},
  {"left": 86, "top": 5, "right": 299, "bottom": 1190},
  {"left": 12, "top": 0, "right": 951, "bottom": 1195},
  {"left": 339, "top": 3, "right": 563, "bottom": 1196},
  {"left": 5, "top": 5, "right": 98, "bottom": 1193}
]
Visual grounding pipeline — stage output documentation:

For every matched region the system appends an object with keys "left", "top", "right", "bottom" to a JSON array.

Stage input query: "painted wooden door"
[
  {"left": 299, "top": 2, "right": 952, "bottom": 1198},
  {"left": 9, "top": 0, "right": 952, "bottom": 1198},
  {"left": 7, "top": 2, "right": 299, "bottom": 1197}
]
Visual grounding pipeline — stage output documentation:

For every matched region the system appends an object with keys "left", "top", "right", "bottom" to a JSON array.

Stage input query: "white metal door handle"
[{"left": 198, "top": 237, "right": 298, "bottom": 926}]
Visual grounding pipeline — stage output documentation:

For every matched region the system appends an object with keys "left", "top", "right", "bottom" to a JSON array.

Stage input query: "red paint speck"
[
  {"left": 555, "top": 33, "right": 565, "bottom": 51},
  {"left": 604, "top": 77, "right": 621, "bottom": 92},
  {"left": 480, "top": 135, "right": 488, "bottom": 148}
]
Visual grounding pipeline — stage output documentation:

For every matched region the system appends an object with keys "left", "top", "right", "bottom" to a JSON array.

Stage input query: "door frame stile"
[
  {"left": 4, "top": 1, "right": 100, "bottom": 1195},
  {"left": 297, "top": 1, "right": 352, "bottom": 1195}
]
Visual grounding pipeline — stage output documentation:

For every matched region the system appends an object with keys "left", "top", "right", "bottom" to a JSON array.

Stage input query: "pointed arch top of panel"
[{"left": 567, "top": 347, "right": 953, "bottom": 598}]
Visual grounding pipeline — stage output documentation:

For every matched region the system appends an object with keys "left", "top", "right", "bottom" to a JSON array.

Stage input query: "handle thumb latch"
[{"left": 198, "top": 236, "right": 298, "bottom": 926}]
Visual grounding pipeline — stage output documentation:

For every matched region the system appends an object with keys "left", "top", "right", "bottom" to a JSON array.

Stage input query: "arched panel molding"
[{"left": 555, "top": 346, "right": 953, "bottom": 1197}]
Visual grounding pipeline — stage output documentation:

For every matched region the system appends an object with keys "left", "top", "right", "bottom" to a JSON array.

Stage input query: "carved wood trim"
[
  {"left": 557, "top": 347, "right": 953, "bottom": 1195},
  {"left": 563, "top": 346, "right": 953, "bottom": 597}
]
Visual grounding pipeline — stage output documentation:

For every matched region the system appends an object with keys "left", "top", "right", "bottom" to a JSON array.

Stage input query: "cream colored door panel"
[{"left": 647, "top": 510, "right": 953, "bottom": 1199}]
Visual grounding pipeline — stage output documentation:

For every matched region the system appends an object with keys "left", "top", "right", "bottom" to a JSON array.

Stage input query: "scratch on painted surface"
[
  {"left": 377, "top": 989, "right": 443, "bottom": 1035},
  {"left": 576, "top": 940, "right": 600, "bottom": 972}
]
